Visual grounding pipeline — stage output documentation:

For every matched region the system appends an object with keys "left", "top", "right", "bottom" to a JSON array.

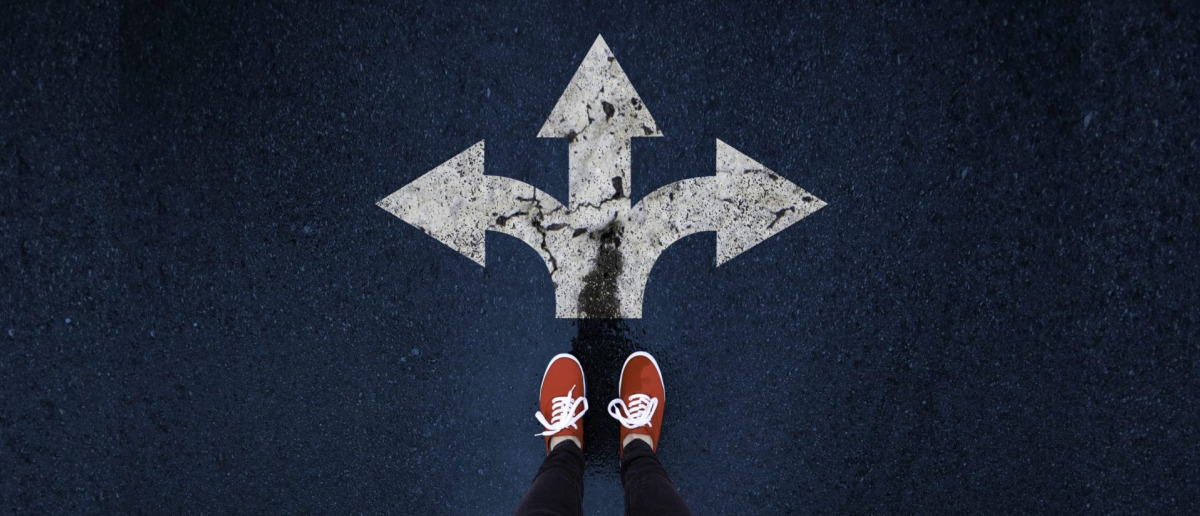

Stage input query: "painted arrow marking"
[{"left": 378, "top": 35, "right": 826, "bottom": 318}]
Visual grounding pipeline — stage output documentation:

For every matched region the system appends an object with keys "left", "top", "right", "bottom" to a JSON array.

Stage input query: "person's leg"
[
  {"left": 621, "top": 438, "right": 692, "bottom": 516},
  {"left": 513, "top": 440, "right": 585, "bottom": 516},
  {"left": 514, "top": 353, "right": 590, "bottom": 516},
  {"left": 608, "top": 352, "right": 693, "bottom": 516}
]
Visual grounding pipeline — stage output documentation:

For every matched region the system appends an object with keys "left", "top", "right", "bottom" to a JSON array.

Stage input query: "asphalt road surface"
[{"left": 2, "top": 1, "right": 1197, "bottom": 514}]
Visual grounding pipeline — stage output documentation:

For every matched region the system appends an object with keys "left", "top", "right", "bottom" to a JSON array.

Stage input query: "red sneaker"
[
  {"left": 607, "top": 351, "right": 665, "bottom": 454},
  {"left": 534, "top": 353, "right": 588, "bottom": 454}
]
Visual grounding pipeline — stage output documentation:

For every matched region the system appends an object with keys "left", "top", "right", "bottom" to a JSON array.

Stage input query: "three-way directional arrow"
[{"left": 378, "top": 35, "right": 826, "bottom": 318}]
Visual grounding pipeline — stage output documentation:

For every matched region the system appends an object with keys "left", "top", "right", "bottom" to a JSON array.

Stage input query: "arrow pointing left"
[{"left": 376, "top": 141, "right": 567, "bottom": 272}]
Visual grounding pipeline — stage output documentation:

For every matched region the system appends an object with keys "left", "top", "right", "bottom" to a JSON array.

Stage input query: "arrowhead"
[
  {"left": 538, "top": 35, "right": 662, "bottom": 140},
  {"left": 714, "top": 139, "right": 827, "bottom": 266},
  {"left": 377, "top": 141, "right": 488, "bottom": 266}
]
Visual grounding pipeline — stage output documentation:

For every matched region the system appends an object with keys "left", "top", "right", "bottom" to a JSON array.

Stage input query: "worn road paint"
[{"left": 377, "top": 35, "right": 827, "bottom": 318}]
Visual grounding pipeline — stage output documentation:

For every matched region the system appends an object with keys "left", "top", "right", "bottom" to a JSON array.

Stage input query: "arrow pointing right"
[
  {"left": 619, "top": 139, "right": 826, "bottom": 313},
  {"left": 711, "top": 139, "right": 827, "bottom": 265}
]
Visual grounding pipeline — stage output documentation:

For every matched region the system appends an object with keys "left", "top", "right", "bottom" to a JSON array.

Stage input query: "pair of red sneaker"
[{"left": 534, "top": 352, "right": 666, "bottom": 455}]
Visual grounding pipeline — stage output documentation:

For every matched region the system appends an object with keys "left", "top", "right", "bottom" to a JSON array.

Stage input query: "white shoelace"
[
  {"left": 534, "top": 385, "right": 588, "bottom": 437},
  {"left": 607, "top": 393, "right": 658, "bottom": 429}
]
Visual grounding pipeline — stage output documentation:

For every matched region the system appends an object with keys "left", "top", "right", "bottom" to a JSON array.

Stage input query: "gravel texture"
[{"left": 1, "top": 1, "right": 1197, "bottom": 514}]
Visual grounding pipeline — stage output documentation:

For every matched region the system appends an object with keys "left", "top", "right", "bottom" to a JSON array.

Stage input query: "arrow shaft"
[
  {"left": 569, "top": 134, "right": 632, "bottom": 214},
  {"left": 625, "top": 176, "right": 724, "bottom": 254},
  {"left": 605, "top": 177, "right": 725, "bottom": 318}
]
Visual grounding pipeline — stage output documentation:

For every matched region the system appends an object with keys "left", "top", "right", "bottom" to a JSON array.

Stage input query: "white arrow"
[{"left": 378, "top": 35, "right": 826, "bottom": 319}]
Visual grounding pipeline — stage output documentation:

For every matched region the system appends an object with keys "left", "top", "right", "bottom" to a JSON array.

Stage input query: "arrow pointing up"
[{"left": 538, "top": 35, "right": 661, "bottom": 215}]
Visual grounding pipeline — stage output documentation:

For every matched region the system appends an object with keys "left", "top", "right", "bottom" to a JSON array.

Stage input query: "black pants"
[{"left": 513, "top": 440, "right": 693, "bottom": 516}]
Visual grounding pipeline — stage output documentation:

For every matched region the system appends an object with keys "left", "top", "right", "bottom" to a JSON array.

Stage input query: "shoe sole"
[
  {"left": 540, "top": 353, "right": 586, "bottom": 398},
  {"left": 617, "top": 351, "right": 664, "bottom": 401}
]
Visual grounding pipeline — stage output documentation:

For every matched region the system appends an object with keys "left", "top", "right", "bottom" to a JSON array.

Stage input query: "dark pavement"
[{"left": 2, "top": 1, "right": 1197, "bottom": 514}]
